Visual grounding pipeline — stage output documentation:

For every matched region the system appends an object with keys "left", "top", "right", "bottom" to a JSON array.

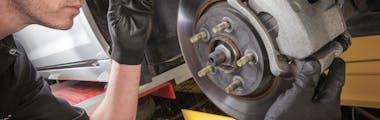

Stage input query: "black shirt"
[{"left": 0, "top": 36, "right": 89, "bottom": 120}]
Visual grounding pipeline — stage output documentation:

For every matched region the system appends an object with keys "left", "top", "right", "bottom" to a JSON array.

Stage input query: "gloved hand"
[
  {"left": 107, "top": 0, "right": 152, "bottom": 65},
  {"left": 265, "top": 58, "right": 345, "bottom": 120}
]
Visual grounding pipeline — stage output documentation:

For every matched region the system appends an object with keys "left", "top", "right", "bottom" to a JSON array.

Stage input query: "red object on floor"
[
  {"left": 51, "top": 81, "right": 106, "bottom": 105},
  {"left": 52, "top": 81, "right": 175, "bottom": 106},
  {"left": 138, "top": 82, "right": 176, "bottom": 99}
]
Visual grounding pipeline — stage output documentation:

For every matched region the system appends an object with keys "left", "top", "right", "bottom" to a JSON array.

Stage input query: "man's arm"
[
  {"left": 91, "top": 62, "right": 141, "bottom": 120},
  {"left": 90, "top": 0, "right": 152, "bottom": 119}
]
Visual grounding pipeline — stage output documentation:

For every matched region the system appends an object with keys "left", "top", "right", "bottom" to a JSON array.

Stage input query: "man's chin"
[
  {"left": 54, "top": 23, "right": 74, "bottom": 30},
  {"left": 45, "top": 20, "right": 74, "bottom": 30}
]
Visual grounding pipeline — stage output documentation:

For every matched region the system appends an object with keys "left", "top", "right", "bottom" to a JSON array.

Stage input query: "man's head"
[{"left": 11, "top": 0, "right": 84, "bottom": 30}]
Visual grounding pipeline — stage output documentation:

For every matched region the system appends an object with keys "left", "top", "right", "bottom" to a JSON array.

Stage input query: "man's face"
[{"left": 13, "top": 0, "right": 84, "bottom": 30}]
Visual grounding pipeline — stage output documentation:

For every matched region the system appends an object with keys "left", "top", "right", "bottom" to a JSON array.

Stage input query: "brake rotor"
[
  {"left": 194, "top": 2, "right": 274, "bottom": 97},
  {"left": 178, "top": 0, "right": 289, "bottom": 119}
]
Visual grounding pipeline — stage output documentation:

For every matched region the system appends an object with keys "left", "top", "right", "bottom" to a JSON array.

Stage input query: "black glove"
[
  {"left": 265, "top": 58, "right": 345, "bottom": 120},
  {"left": 107, "top": 0, "right": 152, "bottom": 65}
]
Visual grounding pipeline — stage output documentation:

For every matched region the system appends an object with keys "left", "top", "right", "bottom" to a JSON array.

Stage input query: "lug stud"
[
  {"left": 197, "top": 65, "right": 214, "bottom": 77},
  {"left": 237, "top": 53, "right": 255, "bottom": 67},
  {"left": 190, "top": 31, "right": 207, "bottom": 43},
  {"left": 212, "top": 21, "right": 231, "bottom": 33},
  {"left": 225, "top": 80, "right": 242, "bottom": 94}
]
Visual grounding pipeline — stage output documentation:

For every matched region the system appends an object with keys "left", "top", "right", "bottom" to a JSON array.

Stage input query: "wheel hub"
[
  {"left": 208, "top": 35, "right": 240, "bottom": 72},
  {"left": 193, "top": 2, "right": 272, "bottom": 97},
  {"left": 177, "top": 0, "right": 288, "bottom": 119}
]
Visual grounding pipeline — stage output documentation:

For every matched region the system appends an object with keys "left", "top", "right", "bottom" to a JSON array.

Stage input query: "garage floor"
[
  {"left": 149, "top": 79, "right": 380, "bottom": 120},
  {"left": 149, "top": 79, "right": 226, "bottom": 120},
  {"left": 51, "top": 78, "right": 380, "bottom": 120}
]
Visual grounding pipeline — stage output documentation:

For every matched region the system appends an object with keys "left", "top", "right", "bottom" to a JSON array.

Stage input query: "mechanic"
[
  {"left": 0, "top": 0, "right": 346, "bottom": 120},
  {"left": 0, "top": 0, "right": 151, "bottom": 119}
]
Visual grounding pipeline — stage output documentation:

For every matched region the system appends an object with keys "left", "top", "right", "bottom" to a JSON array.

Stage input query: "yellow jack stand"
[{"left": 182, "top": 109, "right": 235, "bottom": 120}]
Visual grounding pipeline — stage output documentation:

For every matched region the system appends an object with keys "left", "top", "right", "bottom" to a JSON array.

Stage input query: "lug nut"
[
  {"left": 225, "top": 80, "right": 242, "bottom": 94},
  {"left": 212, "top": 21, "right": 231, "bottom": 33},
  {"left": 237, "top": 53, "right": 255, "bottom": 67},
  {"left": 197, "top": 65, "right": 214, "bottom": 77},
  {"left": 190, "top": 31, "right": 207, "bottom": 43}
]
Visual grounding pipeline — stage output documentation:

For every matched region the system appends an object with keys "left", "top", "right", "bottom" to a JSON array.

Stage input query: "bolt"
[
  {"left": 225, "top": 80, "right": 242, "bottom": 94},
  {"left": 197, "top": 65, "right": 214, "bottom": 77},
  {"left": 237, "top": 53, "right": 255, "bottom": 67},
  {"left": 212, "top": 21, "right": 231, "bottom": 33},
  {"left": 209, "top": 49, "right": 226, "bottom": 66},
  {"left": 190, "top": 31, "right": 207, "bottom": 43}
]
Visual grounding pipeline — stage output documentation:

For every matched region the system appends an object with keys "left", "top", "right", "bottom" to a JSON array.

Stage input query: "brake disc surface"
[{"left": 178, "top": 1, "right": 289, "bottom": 119}]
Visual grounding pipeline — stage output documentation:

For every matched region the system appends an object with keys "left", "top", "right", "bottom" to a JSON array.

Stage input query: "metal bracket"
[{"left": 227, "top": 0, "right": 290, "bottom": 76}]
